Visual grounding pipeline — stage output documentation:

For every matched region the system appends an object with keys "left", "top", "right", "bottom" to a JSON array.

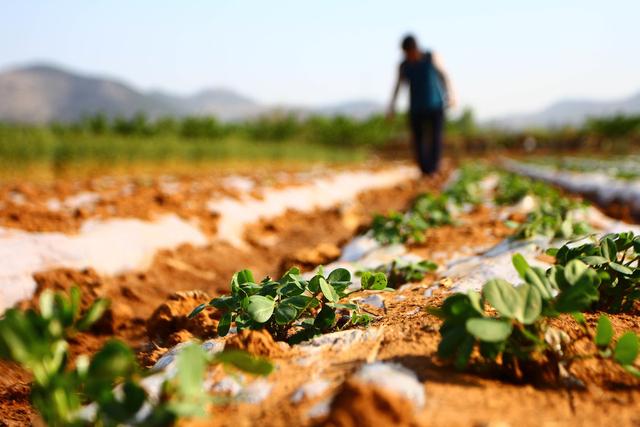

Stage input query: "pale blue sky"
[{"left": 2, "top": 0, "right": 639, "bottom": 118}]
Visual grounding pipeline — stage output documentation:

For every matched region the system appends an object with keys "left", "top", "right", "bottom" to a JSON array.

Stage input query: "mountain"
[
  {"left": 0, "top": 63, "right": 264, "bottom": 123},
  {"left": 489, "top": 92, "right": 640, "bottom": 129},
  {"left": 0, "top": 63, "right": 382, "bottom": 123},
  {"left": 0, "top": 64, "right": 162, "bottom": 123}
]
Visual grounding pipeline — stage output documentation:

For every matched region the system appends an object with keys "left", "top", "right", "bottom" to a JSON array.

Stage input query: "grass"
[{"left": 0, "top": 129, "right": 369, "bottom": 181}]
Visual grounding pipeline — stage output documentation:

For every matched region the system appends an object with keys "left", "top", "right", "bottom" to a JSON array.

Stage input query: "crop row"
[{"left": 1, "top": 165, "right": 638, "bottom": 425}]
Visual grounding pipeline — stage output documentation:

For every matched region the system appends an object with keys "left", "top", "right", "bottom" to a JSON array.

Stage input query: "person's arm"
[
  {"left": 432, "top": 52, "right": 457, "bottom": 108},
  {"left": 386, "top": 65, "right": 404, "bottom": 120}
]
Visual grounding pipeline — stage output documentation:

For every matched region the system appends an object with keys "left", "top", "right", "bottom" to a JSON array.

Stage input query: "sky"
[{"left": 2, "top": 0, "right": 639, "bottom": 119}]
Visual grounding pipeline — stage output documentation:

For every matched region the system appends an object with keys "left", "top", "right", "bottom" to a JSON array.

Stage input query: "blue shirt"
[{"left": 400, "top": 51, "right": 445, "bottom": 113}]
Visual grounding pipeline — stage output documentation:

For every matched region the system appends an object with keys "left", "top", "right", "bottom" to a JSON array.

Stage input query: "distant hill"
[
  {"left": 489, "top": 91, "right": 640, "bottom": 129},
  {"left": 0, "top": 63, "right": 383, "bottom": 123}
]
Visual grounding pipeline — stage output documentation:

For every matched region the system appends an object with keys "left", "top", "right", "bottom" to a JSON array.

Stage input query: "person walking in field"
[{"left": 387, "top": 34, "right": 456, "bottom": 175}]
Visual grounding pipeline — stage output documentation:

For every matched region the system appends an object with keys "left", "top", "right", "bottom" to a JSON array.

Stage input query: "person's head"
[{"left": 401, "top": 34, "right": 420, "bottom": 60}]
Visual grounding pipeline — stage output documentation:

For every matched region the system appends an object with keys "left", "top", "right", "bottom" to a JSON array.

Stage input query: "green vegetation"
[
  {"left": 593, "top": 315, "right": 640, "bottom": 377},
  {"left": 494, "top": 172, "right": 559, "bottom": 206},
  {"left": 369, "top": 164, "right": 593, "bottom": 246},
  {"left": 511, "top": 199, "right": 591, "bottom": 240},
  {"left": 0, "top": 113, "right": 401, "bottom": 177},
  {"left": 432, "top": 235, "right": 640, "bottom": 380},
  {"left": 371, "top": 193, "right": 453, "bottom": 245},
  {"left": 0, "top": 287, "right": 272, "bottom": 426},
  {"left": 189, "top": 267, "right": 387, "bottom": 344},
  {"left": 370, "top": 164, "right": 488, "bottom": 245},
  {"left": 357, "top": 258, "right": 438, "bottom": 289},
  {"left": 3, "top": 109, "right": 640, "bottom": 179},
  {"left": 494, "top": 172, "right": 591, "bottom": 241},
  {"left": 548, "top": 232, "right": 640, "bottom": 312}
]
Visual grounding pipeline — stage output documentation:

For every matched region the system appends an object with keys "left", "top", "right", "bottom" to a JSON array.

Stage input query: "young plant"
[
  {"left": 0, "top": 288, "right": 273, "bottom": 426},
  {"left": 548, "top": 232, "right": 640, "bottom": 312},
  {"left": 190, "top": 267, "right": 385, "bottom": 344},
  {"left": 371, "top": 193, "right": 453, "bottom": 245},
  {"left": 431, "top": 254, "right": 601, "bottom": 374},
  {"left": 371, "top": 211, "right": 429, "bottom": 245},
  {"left": 494, "top": 171, "right": 573, "bottom": 206},
  {"left": 357, "top": 258, "right": 438, "bottom": 288},
  {"left": 0, "top": 287, "right": 109, "bottom": 425},
  {"left": 511, "top": 199, "right": 590, "bottom": 241},
  {"left": 593, "top": 315, "right": 640, "bottom": 377},
  {"left": 442, "top": 164, "right": 488, "bottom": 206}
]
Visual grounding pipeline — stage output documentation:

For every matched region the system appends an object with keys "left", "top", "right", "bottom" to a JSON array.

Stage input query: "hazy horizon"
[{"left": 2, "top": 0, "right": 639, "bottom": 119}]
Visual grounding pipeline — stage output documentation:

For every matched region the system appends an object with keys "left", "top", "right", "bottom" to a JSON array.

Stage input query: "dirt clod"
[
  {"left": 224, "top": 329, "right": 286, "bottom": 358},
  {"left": 280, "top": 242, "right": 341, "bottom": 271},
  {"left": 323, "top": 379, "right": 422, "bottom": 427},
  {"left": 146, "top": 290, "right": 217, "bottom": 346}
]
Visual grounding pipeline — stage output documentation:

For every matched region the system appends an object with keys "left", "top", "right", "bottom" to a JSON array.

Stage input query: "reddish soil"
[
  {"left": 1, "top": 162, "right": 640, "bottom": 427},
  {"left": 0, "top": 164, "right": 449, "bottom": 425},
  {"left": 324, "top": 380, "right": 421, "bottom": 427}
]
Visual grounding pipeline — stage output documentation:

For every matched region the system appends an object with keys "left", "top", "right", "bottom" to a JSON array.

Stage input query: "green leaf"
[
  {"left": 88, "top": 340, "right": 137, "bottom": 381},
  {"left": 175, "top": 343, "right": 208, "bottom": 398},
  {"left": 327, "top": 268, "right": 351, "bottom": 284},
  {"left": 210, "top": 295, "right": 237, "bottom": 311},
  {"left": 602, "top": 237, "right": 618, "bottom": 262},
  {"left": 281, "top": 295, "right": 313, "bottom": 310},
  {"left": 361, "top": 271, "right": 388, "bottom": 290},
  {"left": 523, "top": 268, "right": 552, "bottom": 300},
  {"left": 319, "top": 277, "right": 339, "bottom": 302},
  {"left": 467, "top": 291, "right": 484, "bottom": 315},
  {"left": 54, "top": 293, "right": 73, "bottom": 327},
  {"left": 247, "top": 295, "right": 275, "bottom": 323},
  {"left": 546, "top": 248, "right": 559, "bottom": 256},
  {"left": 614, "top": 333, "right": 639, "bottom": 365},
  {"left": 189, "top": 303, "right": 208, "bottom": 319},
  {"left": 564, "top": 260, "right": 590, "bottom": 285},
  {"left": 327, "top": 303, "right": 358, "bottom": 310},
  {"left": 360, "top": 271, "right": 373, "bottom": 290},
  {"left": 69, "top": 287, "right": 81, "bottom": 321},
  {"left": 437, "top": 324, "right": 468, "bottom": 359},
  {"left": 77, "top": 298, "right": 110, "bottom": 331},
  {"left": 511, "top": 253, "right": 530, "bottom": 279},
  {"left": 571, "top": 312, "right": 587, "bottom": 325},
  {"left": 594, "top": 315, "right": 613, "bottom": 348},
  {"left": 274, "top": 303, "right": 298, "bottom": 325},
  {"left": 39, "top": 290, "right": 55, "bottom": 319},
  {"left": 609, "top": 262, "right": 633, "bottom": 275},
  {"left": 465, "top": 318, "right": 513, "bottom": 342},
  {"left": 483, "top": 279, "right": 520, "bottom": 319},
  {"left": 581, "top": 256, "right": 609, "bottom": 266},
  {"left": 308, "top": 275, "right": 322, "bottom": 293},
  {"left": 214, "top": 350, "right": 274, "bottom": 376},
  {"left": 454, "top": 334, "right": 475, "bottom": 370},
  {"left": 479, "top": 341, "right": 504, "bottom": 360},
  {"left": 516, "top": 284, "right": 542, "bottom": 324},
  {"left": 313, "top": 305, "right": 336, "bottom": 330},
  {"left": 234, "top": 269, "right": 255, "bottom": 285},
  {"left": 554, "top": 280, "right": 599, "bottom": 313},
  {"left": 623, "top": 365, "right": 640, "bottom": 378},
  {"left": 217, "top": 312, "right": 232, "bottom": 336}
]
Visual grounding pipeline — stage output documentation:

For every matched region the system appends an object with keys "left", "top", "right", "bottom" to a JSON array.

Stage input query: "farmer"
[{"left": 387, "top": 34, "right": 456, "bottom": 175}]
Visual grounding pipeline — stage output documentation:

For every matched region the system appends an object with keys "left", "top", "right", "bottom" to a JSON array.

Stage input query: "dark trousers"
[{"left": 409, "top": 109, "right": 444, "bottom": 175}]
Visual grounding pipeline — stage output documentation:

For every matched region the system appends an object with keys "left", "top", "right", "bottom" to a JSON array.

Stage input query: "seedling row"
[{"left": 1, "top": 163, "right": 639, "bottom": 426}]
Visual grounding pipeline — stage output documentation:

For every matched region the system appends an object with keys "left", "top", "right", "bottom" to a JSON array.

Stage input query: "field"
[{"left": 1, "top": 115, "right": 640, "bottom": 426}]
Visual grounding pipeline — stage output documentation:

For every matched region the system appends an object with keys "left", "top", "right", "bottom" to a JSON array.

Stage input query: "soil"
[
  {"left": 323, "top": 380, "right": 421, "bottom": 427},
  {"left": 225, "top": 330, "right": 287, "bottom": 358},
  {"left": 1, "top": 161, "right": 640, "bottom": 427},
  {"left": 0, "top": 163, "right": 449, "bottom": 425}
]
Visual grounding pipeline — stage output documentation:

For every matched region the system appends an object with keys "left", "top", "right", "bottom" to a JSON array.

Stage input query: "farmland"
[{"left": 1, "top": 139, "right": 640, "bottom": 426}]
